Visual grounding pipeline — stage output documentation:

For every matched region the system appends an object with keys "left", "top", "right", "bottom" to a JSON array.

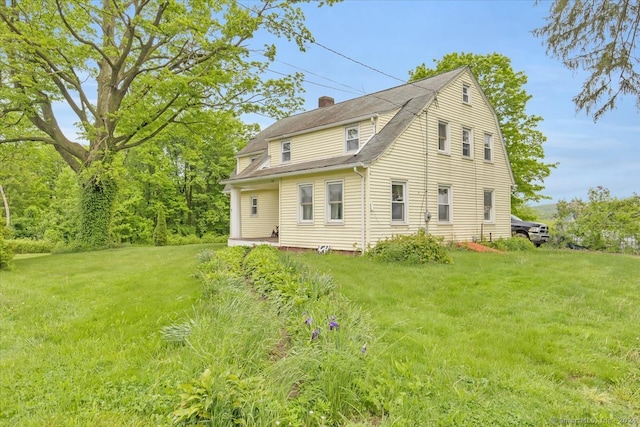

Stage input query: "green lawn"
[
  {"left": 0, "top": 244, "right": 223, "bottom": 426},
  {"left": 1, "top": 246, "right": 638, "bottom": 426},
  {"left": 299, "top": 249, "right": 640, "bottom": 425}
]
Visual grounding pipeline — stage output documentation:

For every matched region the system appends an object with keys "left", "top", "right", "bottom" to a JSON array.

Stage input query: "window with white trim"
[
  {"left": 484, "top": 190, "right": 494, "bottom": 222},
  {"left": 438, "top": 121, "right": 449, "bottom": 152},
  {"left": 281, "top": 140, "right": 291, "bottom": 162},
  {"left": 438, "top": 185, "right": 451, "bottom": 222},
  {"left": 391, "top": 181, "right": 407, "bottom": 223},
  {"left": 326, "top": 181, "right": 343, "bottom": 222},
  {"left": 345, "top": 125, "right": 359, "bottom": 152},
  {"left": 462, "top": 127, "right": 472, "bottom": 158},
  {"left": 299, "top": 184, "right": 313, "bottom": 222},
  {"left": 250, "top": 196, "right": 258, "bottom": 216},
  {"left": 462, "top": 83, "right": 471, "bottom": 104},
  {"left": 484, "top": 133, "right": 493, "bottom": 161}
]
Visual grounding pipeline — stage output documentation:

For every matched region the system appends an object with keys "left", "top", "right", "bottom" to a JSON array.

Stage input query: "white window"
[
  {"left": 462, "top": 84, "right": 471, "bottom": 104},
  {"left": 326, "top": 181, "right": 343, "bottom": 222},
  {"left": 462, "top": 127, "right": 472, "bottom": 158},
  {"left": 299, "top": 184, "right": 313, "bottom": 222},
  {"left": 438, "top": 185, "right": 451, "bottom": 223},
  {"left": 484, "top": 190, "right": 494, "bottom": 222},
  {"left": 345, "top": 125, "right": 359, "bottom": 152},
  {"left": 250, "top": 196, "right": 258, "bottom": 216},
  {"left": 391, "top": 181, "right": 407, "bottom": 223},
  {"left": 281, "top": 140, "right": 291, "bottom": 162},
  {"left": 484, "top": 133, "right": 493, "bottom": 161},
  {"left": 438, "top": 121, "right": 449, "bottom": 152}
]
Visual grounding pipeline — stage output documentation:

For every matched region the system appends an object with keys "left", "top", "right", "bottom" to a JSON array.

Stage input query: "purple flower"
[
  {"left": 305, "top": 316, "right": 312, "bottom": 325},
  {"left": 361, "top": 343, "right": 367, "bottom": 354},
  {"left": 311, "top": 328, "right": 320, "bottom": 340},
  {"left": 328, "top": 316, "right": 339, "bottom": 331}
]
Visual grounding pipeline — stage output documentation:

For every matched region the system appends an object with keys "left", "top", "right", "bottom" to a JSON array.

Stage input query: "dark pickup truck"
[{"left": 511, "top": 214, "right": 550, "bottom": 247}]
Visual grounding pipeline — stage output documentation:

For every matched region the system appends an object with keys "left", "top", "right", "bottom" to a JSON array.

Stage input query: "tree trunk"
[
  {"left": 0, "top": 184, "right": 9, "bottom": 227},
  {"left": 79, "top": 174, "right": 117, "bottom": 248}
]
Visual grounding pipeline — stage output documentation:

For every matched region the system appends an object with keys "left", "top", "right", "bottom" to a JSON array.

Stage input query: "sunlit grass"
[
  {"left": 299, "top": 249, "right": 640, "bottom": 425},
  {"left": 2, "top": 245, "right": 638, "bottom": 425},
  {"left": 0, "top": 244, "right": 223, "bottom": 425}
]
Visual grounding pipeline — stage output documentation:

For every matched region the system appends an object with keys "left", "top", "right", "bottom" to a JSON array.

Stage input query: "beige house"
[{"left": 223, "top": 67, "right": 515, "bottom": 252}]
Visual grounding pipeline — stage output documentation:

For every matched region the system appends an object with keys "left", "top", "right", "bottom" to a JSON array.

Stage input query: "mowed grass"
[
  {"left": 0, "top": 244, "right": 223, "bottom": 426},
  {"left": 299, "top": 249, "right": 640, "bottom": 425}
]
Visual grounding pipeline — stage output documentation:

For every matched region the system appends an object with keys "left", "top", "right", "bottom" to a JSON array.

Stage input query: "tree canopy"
[
  {"left": 409, "top": 52, "right": 556, "bottom": 212},
  {"left": 534, "top": 0, "right": 640, "bottom": 121},
  {"left": 0, "top": 0, "right": 332, "bottom": 246}
]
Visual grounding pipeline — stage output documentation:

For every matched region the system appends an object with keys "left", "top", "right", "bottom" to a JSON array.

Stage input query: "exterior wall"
[
  {"left": 279, "top": 170, "right": 364, "bottom": 251},
  {"left": 268, "top": 111, "right": 397, "bottom": 168},
  {"left": 240, "top": 189, "right": 279, "bottom": 238},
  {"left": 367, "top": 70, "right": 512, "bottom": 245},
  {"left": 237, "top": 156, "right": 253, "bottom": 173}
]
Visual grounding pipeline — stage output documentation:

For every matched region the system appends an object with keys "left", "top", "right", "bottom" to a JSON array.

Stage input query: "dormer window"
[
  {"left": 345, "top": 125, "right": 359, "bottom": 152},
  {"left": 281, "top": 140, "right": 291, "bottom": 162},
  {"left": 462, "top": 84, "right": 471, "bottom": 104}
]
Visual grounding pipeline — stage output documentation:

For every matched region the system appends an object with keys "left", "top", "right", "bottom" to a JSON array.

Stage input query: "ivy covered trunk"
[{"left": 79, "top": 174, "right": 117, "bottom": 248}]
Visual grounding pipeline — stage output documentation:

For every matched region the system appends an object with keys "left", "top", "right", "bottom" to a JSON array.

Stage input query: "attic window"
[
  {"left": 281, "top": 140, "right": 291, "bottom": 162},
  {"left": 345, "top": 125, "right": 359, "bottom": 152},
  {"left": 462, "top": 84, "right": 471, "bottom": 104}
]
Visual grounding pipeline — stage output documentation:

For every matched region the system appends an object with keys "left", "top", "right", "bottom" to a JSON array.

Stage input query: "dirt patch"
[{"left": 458, "top": 242, "right": 503, "bottom": 253}]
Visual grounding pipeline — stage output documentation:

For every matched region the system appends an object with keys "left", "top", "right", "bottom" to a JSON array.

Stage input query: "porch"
[{"left": 228, "top": 236, "right": 280, "bottom": 247}]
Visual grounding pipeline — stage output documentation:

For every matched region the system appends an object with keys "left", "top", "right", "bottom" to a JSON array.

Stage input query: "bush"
[
  {"left": 482, "top": 236, "right": 536, "bottom": 251},
  {"left": 7, "top": 239, "right": 53, "bottom": 254},
  {"left": 167, "top": 233, "right": 228, "bottom": 246},
  {"left": 366, "top": 229, "right": 454, "bottom": 264},
  {"left": 0, "top": 228, "right": 14, "bottom": 270},
  {"left": 153, "top": 204, "right": 168, "bottom": 246}
]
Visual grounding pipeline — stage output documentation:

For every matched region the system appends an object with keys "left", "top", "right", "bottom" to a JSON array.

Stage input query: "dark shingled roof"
[{"left": 225, "top": 67, "right": 466, "bottom": 184}]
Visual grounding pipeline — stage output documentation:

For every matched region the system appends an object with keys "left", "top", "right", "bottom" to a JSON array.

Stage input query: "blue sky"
[{"left": 252, "top": 0, "right": 639, "bottom": 204}]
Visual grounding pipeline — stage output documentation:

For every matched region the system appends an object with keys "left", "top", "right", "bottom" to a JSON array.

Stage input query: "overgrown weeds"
[
  {"left": 366, "top": 228, "right": 454, "bottom": 264},
  {"left": 174, "top": 245, "right": 386, "bottom": 426}
]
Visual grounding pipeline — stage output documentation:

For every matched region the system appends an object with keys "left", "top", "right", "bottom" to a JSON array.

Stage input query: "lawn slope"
[
  {"left": 0, "top": 244, "right": 221, "bottom": 426},
  {"left": 300, "top": 249, "right": 640, "bottom": 425}
]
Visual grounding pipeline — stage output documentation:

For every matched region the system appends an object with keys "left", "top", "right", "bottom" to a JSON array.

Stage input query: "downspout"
[{"left": 353, "top": 165, "right": 366, "bottom": 255}]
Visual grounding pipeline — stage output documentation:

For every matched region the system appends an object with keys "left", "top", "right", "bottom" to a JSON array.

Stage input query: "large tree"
[
  {"left": 534, "top": 0, "right": 640, "bottom": 121},
  {"left": 0, "top": 0, "right": 329, "bottom": 247},
  {"left": 409, "top": 53, "right": 556, "bottom": 212}
]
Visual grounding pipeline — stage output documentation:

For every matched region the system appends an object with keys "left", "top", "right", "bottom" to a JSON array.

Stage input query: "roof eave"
[{"left": 222, "top": 161, "right": 368, "bottom": 186}]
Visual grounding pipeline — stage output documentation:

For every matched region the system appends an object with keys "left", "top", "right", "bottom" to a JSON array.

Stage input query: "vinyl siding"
[
  {"left": 367, "top": 69, "right": 512, "bottom": 245},
  {"left": 240, "top": 190, "right": 279, "bottom": 238},
  {"left": 268, "top": 112, "right": 396, "bottom": 168},
  {"left": 279, "top": 170, "right": 363, "bottom": 251},
  {"left": 237, "top": 156, "right": 253, "bottom": 173}
]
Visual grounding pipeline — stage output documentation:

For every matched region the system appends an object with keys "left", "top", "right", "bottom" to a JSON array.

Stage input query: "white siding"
[
  {"left": 240, "top": 190, "right": 279, "bottom": 238},
  {"left": 367, "top": 69, "right": 512, "bottom": 245},
  {"left": 268, "top": 112, "right": 396, "bottom": 168},
  {"left": 279, "top": 171, "right": 364, "bottom": 251}
]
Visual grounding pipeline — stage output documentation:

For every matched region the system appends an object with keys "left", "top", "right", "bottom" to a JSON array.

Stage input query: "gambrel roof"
[{"left": 225, "top": 67, "right": 470, "bottom": 184}]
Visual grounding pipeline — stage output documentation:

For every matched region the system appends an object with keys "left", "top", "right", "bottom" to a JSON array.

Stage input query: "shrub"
[
  {"left": 153, "top": 204, "right": 168, "bottom": 246},
  {"left": 366, "top": 229, "right": 454, "bottom": 264},
  {"left": 0, "top": 227, "right": 14, "bottom": 270},
  {"left": 7, "top": 239, "right": 53, "bottom": 254},
  {"left": 483, "top": 236, "right": 536, "bottom": 251}
]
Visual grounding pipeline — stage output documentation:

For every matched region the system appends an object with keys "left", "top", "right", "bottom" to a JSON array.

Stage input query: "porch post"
[{"left": 229, "top": 187, "right": 241, "bottom": 239}]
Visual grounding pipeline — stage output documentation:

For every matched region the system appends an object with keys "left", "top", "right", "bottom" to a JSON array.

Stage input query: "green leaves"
[
  {"left": 409, "top": 52, "right": 557, "bottom": 209},
  {"left": 534, "top": 0, "right": 640, "bottom": 121}
]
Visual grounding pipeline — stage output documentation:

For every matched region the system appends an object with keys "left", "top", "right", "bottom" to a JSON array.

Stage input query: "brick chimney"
[{"left": 318, "top": 96, "right": 334, "bottom": 108}]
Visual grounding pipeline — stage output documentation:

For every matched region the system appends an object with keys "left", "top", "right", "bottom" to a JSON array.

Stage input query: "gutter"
[
  {"left": 353, "top": 165, "right": 367, "bottom": 255},
  {"left": 222, "top": 162, "right": 366, "bottom": 186}
]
